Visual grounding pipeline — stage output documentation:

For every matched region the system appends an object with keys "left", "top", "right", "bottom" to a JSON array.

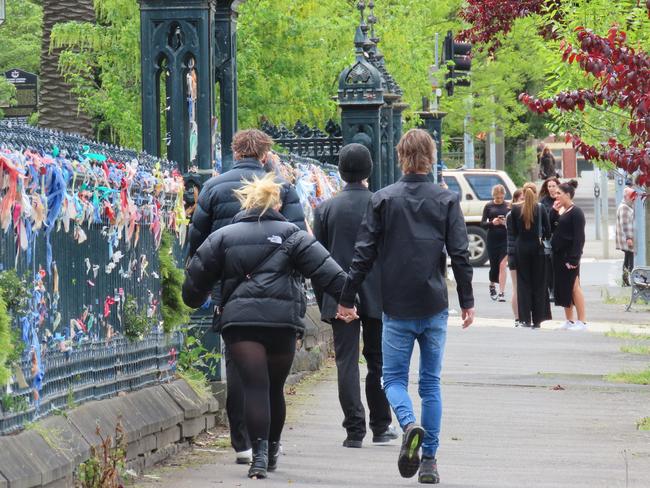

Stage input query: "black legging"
[{"left": 223, "top": 326, "right": 297, "bottom": 443}]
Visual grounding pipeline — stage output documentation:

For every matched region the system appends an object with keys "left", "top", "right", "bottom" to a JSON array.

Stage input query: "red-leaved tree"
[{"left": 518, "top": 26, "right": 650, "bottom": 188}]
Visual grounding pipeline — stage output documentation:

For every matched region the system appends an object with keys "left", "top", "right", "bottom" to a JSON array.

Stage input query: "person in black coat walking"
[
  {"left": 509, "top": 182, "right": 552, "bottom": 328},
  {"left": 550, "top": 180, "right": 587, "bottom": 331},
  {"left": 313, "top": 143, "right": 395, "bottom": 449},
  {"left": 183, "top": 174, "right": 346, "bottom": 479},
  {"left": 186, "top": 129, "right": 306, "bottom": 464}
]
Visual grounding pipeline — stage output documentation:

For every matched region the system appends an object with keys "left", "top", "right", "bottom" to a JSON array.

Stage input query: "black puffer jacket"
[
  {"left": 183, "top": 209, "right": 347, "bottom": 333},
  {"left": 187, "top": 158, "right": 306, "bottom": 257}
]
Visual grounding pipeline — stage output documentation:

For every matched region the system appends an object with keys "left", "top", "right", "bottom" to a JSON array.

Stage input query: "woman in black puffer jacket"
[{"left": 183, "top": 173, "right": 347, "bottom": 480}]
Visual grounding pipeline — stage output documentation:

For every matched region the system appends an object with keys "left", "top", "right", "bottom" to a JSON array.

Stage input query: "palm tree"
[{"left": 39, "top": 0, "right": 94, "bottom": 136}]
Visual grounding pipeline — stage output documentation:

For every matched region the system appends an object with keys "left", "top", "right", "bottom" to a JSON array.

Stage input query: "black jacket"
[
  {"left": 509, "top": 204, "right": 551, "bottom": 249},
  {"left": 182, "top": 209, "right": 346, "bottom": 333},
  {"left": 313, "top": 183, "right": 382, "bottom": 321},
  {"left": 187, "top": 158, "right": 306, "bottom": 257},
  {"left": 339, "top": 174, "right": 474, "bottom": 319},
  {"left": 550, "top": 206, "right": 585, "bottom": 266}
]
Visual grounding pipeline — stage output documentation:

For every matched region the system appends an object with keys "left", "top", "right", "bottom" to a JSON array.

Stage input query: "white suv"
[{"left": 442, "top": 169, "right": 518, "bottom": 267}]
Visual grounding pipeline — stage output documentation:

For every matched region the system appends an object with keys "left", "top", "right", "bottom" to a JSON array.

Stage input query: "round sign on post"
[{"left": 0, "top": 0, "right": 5, "bottom": 26}]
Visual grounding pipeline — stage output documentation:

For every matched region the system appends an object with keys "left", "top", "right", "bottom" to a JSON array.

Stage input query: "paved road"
[{"left": 133, "top": 325, "right": 650, "bottom": 488}]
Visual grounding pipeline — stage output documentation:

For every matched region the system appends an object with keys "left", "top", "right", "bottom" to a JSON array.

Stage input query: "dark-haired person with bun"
[
  {"left": 509, "top": 182, "right": 552, "bottom": 329},
  {"left": 551, "top": 180, "right": 587, "bottom": 331}
]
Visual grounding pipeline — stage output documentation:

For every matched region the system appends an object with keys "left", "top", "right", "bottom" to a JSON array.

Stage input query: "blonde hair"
[
  {"left": 233, "top": 173, "right": 282, "bottom": 215},
  {"left": 397, "top": 129, "right": 436, "bottom": 174},
  {"left": 492, "top": 184, "right": 506, "bottom": 199},
  {"left": 522, "top": 182, "right": 538, "bottom": 230}
]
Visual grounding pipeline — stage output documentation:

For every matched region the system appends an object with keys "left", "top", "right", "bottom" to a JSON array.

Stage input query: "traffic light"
[{"left": 442, "top": 31, "right": 472, "bottom": 96}]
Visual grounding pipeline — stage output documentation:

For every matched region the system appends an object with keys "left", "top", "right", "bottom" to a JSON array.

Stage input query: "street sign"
[{"left": 3, "top": 69, "right": 38, "bottom": 119}]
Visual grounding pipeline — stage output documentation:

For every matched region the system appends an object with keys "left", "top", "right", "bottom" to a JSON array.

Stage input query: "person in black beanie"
[{"left": 313, "top": 143, "right": 397, "bottom": 448}]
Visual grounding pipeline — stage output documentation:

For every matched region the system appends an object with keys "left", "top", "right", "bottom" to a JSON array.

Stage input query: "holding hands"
[{"left": 336, "top": 305, "right": 359, "bottom": 324}]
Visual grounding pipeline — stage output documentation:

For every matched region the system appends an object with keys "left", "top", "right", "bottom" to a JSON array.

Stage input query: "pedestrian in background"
[
  {"left": 187, "top": 129, "right": 306, "bottom": 465},
  {"left": 337, "top": 129, "right": 474, "bottom": 484},
  {"left": 509, "top": 182, "right": 552, "bottom": 328},
  {"left": 616, "top": 187, "right": 636, "bottom": 286},
  {"left": 313, "top": 143, "right": 396, "bottom": 449},
  {"left": 482, "top": 184, "right": 510, "bottom": 302},
  {"left": 539, "top": 147, "right": 557, "bottom": 180},
  {"left": 507, "top": 189, "right": 524, "bottom": 327},
  {"left": 551, "top": 180, "right": 587, "bottom": 331},
  {"left": 183, "top": 174, "right": 346, "bottom": 479}
]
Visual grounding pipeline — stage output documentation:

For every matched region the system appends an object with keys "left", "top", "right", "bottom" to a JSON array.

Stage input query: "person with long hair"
[
  {"left": 539, "top": 146, "right": 557, "bottom": 179},
  {"left": 183, "top": 174, "right": 347, "bottom": 479},
  {"left": 509, "top": 182, "right": 552, "bottom": 328},
  {"left": 551, "top": 180, "right": 587, "bottom": 331},
  {"left": 539, "top": 176, "right": 561, "bottom": 301},
  {"left": 482, "top": 184, "right": 510, "bottom": 302},
  {"left": 506, "top": 189, "right": 524, "bottom": 327},
  {"left": 539, "top": 177, "right": 560, "bottom": 212}
]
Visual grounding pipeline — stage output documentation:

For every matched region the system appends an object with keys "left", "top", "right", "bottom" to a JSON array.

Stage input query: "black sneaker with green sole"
[{"left": 397, "top": 424, "right": 425, "bottom": 478}]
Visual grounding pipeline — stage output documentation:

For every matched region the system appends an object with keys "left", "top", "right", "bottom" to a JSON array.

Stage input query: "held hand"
[
  {"left": 336, "top": 305, "right": 359, "bottom": 324},
  {"left": 461, "top": 308, "right": 475, "bottom": 329}
]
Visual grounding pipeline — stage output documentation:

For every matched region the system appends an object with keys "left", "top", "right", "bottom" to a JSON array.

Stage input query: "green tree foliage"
[
  {"left": 159, "top": 231, "right": 191, "bottom": 333},
  {"left": 50, "top": 0, "right": 141, "bottom": 147},
  {"left": 0, "top": 0, "right": 42, "bottom": 118},
  {"left": 0, "top": 0, "right": 43, "bottom": 74},
  {"left": 0, "top": 295, "right": 13, "bottom": 386},
  {"left": 44, "top": 0, "right": 547, "bottom": 149}
]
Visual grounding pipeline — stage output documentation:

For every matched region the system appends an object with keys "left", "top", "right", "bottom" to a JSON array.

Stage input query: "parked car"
[{"left": 442, "top": 169, "right": 518, "bottom": 267}]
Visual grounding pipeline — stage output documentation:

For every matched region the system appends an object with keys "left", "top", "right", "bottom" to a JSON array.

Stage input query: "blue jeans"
[{"left": 382, "top": 310, "right": 448, "bottom": 458}]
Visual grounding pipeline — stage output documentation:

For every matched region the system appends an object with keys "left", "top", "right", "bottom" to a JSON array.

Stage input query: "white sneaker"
[
  {"left": 559, "top": 320, "right": 574, "bottom": 330},
  {"left": 568, "top": 320, "right": 587, "bottom": 331},
  {"left": 236, "top": 448, "right": 252, "bottom": 464}
]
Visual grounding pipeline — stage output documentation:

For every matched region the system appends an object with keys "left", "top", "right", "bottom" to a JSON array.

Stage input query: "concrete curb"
[
  {"left": 0, "top": 379, "right": 219, "bottom": 488},
  {"left": 449, "top": 315, "right": 649, "bottom": 334}
]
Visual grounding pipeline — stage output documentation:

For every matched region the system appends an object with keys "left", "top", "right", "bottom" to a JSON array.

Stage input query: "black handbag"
[
  {"left": 212, "top": 232, "right": 297, "bottom": 331},
  {"left": 537, "top": 204, "right": 553, "bottom": 256}
]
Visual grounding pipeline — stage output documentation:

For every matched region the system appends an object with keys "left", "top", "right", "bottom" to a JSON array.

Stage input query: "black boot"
[
  {"left": 267, "top": 441, "right": 280, "bottom": 471},
  {"left": 248, "top": 439, "right": 269, "bottom": 479}
]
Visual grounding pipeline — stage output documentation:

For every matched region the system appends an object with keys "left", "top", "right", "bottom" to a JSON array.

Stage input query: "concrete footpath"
[{"left": 132, "top": 324, "right": 650, "bottom": 488}]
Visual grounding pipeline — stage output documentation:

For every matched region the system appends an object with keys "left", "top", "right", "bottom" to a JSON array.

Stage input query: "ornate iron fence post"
[
  {"left": 215, "top": 0, "right": 244, "bottom": 171},
  {"left": 140, "top": 0, "right": 216, "bottom": 174},
  {"left": 338, "top": 4, "right": 384, "bottom": 191},
  {"left": 417, "top": 97, "right": 447, "bottom": 182}
]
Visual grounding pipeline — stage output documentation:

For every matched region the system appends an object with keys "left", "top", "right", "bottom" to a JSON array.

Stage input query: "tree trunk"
[{"left": 38, "top": 0, "right": 95, "bottom": 136}]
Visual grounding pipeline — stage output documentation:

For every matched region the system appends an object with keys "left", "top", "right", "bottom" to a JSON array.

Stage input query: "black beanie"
[{"left": 338, "top": 143, "right": 373, "bottom": 183}]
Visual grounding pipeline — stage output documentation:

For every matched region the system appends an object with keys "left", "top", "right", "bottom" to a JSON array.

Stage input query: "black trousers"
[
  {"left": 224, "top": 344, "right": 250, "bottom": 452},
  {"left": 623, "top": 251, "right": 634, "bottom": 285},
  {"left": 516, "top": 244, "right": 551, "bottom": 325},
  {"left": 223, "top": 326, "right": 296, "bottom": 444},
  {"left": 331, "top": 316, "right": 391, "bottom": 440}
]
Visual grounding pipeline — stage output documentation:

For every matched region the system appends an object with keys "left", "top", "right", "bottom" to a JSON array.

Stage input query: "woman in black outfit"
[
  {"left": 506, "top": 189, "right": 524, "bottom": 327},
  {"left": 183, "top": 174, "right": 347, "bottom": 479},
  {"left": 539, "top": 177, "right": 560, "bottom": 300},
  {"left": 482, "top": 184, "right": 510, "bottom": 302},
  {"left": 509, "top": 182, "right": 552, "bottom": 328},
  {"left": 550, "top": 180, "right": 587, "bottom": 331},
  {"left": 539, "top": 177, "right": 560, "bottom": 212}
]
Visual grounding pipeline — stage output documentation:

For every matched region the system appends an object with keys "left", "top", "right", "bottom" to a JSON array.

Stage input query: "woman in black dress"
[
  {"left": 539, "top": 177, "right": 561, "bottom": 300},
  {"left": 509, "top": 182, "right": 552, "bottom": 328},
  {"left": 550, "top": 180, "right": 587, "bottom": 331},
  {"left": 482, "top": 184, "right": 510, "bottom": 302},
  {"left": 506, "top": 189, "right": 524, "bottom": 326}
]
